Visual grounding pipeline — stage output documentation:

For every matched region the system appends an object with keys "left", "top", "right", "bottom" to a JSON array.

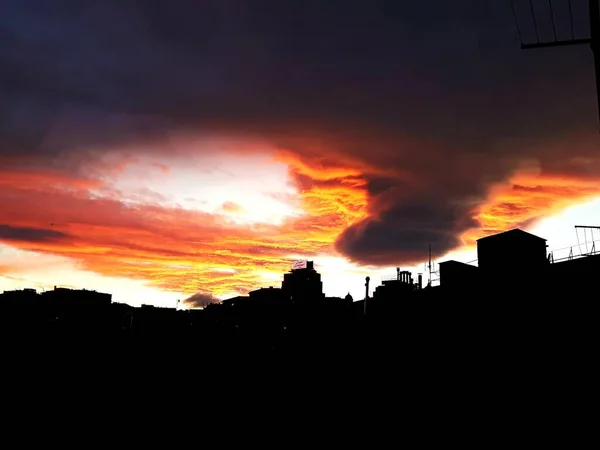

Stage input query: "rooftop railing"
[{"left": 548, "top": 238, "right": 600, "bottom": 263}]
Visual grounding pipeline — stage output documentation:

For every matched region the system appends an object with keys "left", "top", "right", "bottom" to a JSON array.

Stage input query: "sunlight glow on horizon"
[
  {"left": 89, "top": 151, "right": 304, "bottom": 226},
  {"left": 0, "top": 245, "right": 182, "bottom": 307},
  {"left": 3, "top": 140, "right": 600, "bottom": 307},
  {"left": 3, "top": 195, "right": 600, "bottom": 306}
]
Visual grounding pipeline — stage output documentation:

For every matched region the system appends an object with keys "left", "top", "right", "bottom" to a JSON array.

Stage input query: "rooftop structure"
[{"left": 477, "top": 229, "right": 548, "bottom": 272}]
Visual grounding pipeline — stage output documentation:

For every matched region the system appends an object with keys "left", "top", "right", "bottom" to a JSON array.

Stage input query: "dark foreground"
[{"left": 1, "top": 307, "right": 594, "bottom": 445}]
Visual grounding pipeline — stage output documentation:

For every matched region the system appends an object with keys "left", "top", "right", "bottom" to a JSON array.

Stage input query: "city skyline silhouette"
[
  {"left": 2, "top": 4, "right": 598, "bottom": 434},
  {"left": 1, "top": 0, "right": 600, "bottom": 307}
]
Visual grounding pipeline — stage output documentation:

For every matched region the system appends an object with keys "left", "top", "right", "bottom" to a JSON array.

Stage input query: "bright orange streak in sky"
[
  {"left": 461, "top": 172, "right": 600, "bottom": 247},
  {"left": 0, "top": 156, "right": 369, "bottom": 299},
  {"left": 3, "top": 152, "right": 600, "bottom": 301}
]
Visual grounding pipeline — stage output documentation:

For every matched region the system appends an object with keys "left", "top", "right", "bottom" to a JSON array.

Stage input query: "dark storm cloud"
[
  {"left": 0, "top": 224, "right": 69, "bottom": 243},
  {"left": 334, "top": 171, "right": 485, "bottom": 265},
  {"left": 335, "top": 200, "right": 479, "bottom": 266},
  {"left": 1, "top": 0, "right": 595, "bottom": 148},
  {"left": 1, "top": 0, "right": 599, "bottom": 264},
  {"left": 183, "top": 291, "right": 220, "bottom": 309}
]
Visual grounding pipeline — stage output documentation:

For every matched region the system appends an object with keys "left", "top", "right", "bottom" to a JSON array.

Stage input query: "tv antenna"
[
  {"left": 511, "top": 0, "right": 600, "bottom": 128},
  {"left": 575, "top": 225, "right": 600, "bottom": 255},
  {"left": 423, "top": 244, "right": 434, "bottom": 287}
]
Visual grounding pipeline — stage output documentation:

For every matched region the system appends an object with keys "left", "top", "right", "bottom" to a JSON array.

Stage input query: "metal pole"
[
  {"left": 428, "top": 244, "right": 432, "bottom": 286},
  {"left": 590, "top": 0, "right": 600, "bottom": 128},
  {"left": 364, "top": 277, "right": 369, "bottom": 316}
]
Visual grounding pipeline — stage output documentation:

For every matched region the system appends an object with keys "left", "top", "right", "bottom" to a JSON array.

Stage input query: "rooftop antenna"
[
  {"left": 511, "top": 0, "right": 600, "bottom": 129},
  {"left": 428, "top": 244, "right": 432, "bottom": 286},
  {"left": 575, "top": 225, "right": 600, "bottom": 255}
]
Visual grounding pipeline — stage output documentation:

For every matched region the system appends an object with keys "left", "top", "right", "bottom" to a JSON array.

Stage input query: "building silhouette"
[
  {"left": 373, "top": 267, "right": 421, "bottom": 299},
  {"left": 41, "top": 286, "right": 112, "bottom": 308},
  {"left": 438, "top": 260, "right": 478, "bottom": 290},
  {"left": 282, "top": 261, "right": 324, "bottom": 303},
  {"left": 477, "top": 229, "right": 548, "bottom": 273},
  {"left": 1, "top": 226, "right": 598, "bottom": 384}
]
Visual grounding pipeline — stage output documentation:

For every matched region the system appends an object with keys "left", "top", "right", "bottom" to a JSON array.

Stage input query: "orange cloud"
[
  {"left": 273, "top": 149, "right": 365, "bottom": 181},
  {"left": 0, "top": 168, "right": 104, "bottom": 191},
  {"left": 0, "top": 159, "right": 369, "bottom": 299},
  {"left": 221, "top": 201, "right": 243, "bottom": 213},
  {"left": 272, "top": 149, "right": 369, "bottom": 226},
  {"left": 461, "top": 172, "right": 600, "bottom": 247},
  {"left": 4, "top": 150, "right": 599, "bottom": 300}
]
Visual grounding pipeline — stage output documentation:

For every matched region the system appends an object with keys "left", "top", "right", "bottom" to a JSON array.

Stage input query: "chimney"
[
  {"left": 418, "top": 274, "right": 422, "bottom": 290},
  {"left": 365, "top": 276, "right": 370, "bottom": 299}
]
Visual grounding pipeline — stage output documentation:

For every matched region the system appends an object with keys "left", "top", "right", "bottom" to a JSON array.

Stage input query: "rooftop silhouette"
[
  {"left": 2, "top": 226, "right": 596, "bottom": 432},
  {"left": 2, "top": 227, "right": 597, "bottom": 365}
]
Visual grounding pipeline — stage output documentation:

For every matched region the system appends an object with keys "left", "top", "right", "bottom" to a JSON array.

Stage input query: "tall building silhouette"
[{"left": 281, "top": 261, "right": 324, "bottom": 303}]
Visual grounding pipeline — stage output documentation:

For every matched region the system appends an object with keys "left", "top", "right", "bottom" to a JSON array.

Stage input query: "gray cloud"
[
  {"left": 183, "top": 291, "right": 220, "bottom": 309},
  {"left": 335, "top": 197, "right": 480, "bottom": 265},
  {"left": 0, "top": 224, "right": 69, "bottom": 243},
  {"left": 1, "top": 0, "right": 595, "bottom": 155}
]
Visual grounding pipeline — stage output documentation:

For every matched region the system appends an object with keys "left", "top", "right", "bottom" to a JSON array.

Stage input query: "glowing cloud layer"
[
  {"left": 0, "top": 149, "right": 370, "bottom": 299},
  {"left": 3, "top": 143, "right": 600, "bottom": 303},
  {"left": 2, "top": 0, "right": 600, "bottom": 303}
]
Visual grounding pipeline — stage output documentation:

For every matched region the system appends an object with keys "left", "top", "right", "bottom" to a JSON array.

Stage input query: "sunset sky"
[{"left": 2, "top": 0, "right": 600, "bottom": 307}]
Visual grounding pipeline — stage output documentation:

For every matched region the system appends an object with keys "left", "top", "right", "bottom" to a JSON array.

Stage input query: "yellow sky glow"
[{"left": 2, "top": 147, "right": 600, "bottom": 306}]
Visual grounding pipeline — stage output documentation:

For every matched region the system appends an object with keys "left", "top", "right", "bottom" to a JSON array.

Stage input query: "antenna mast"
[
  {"left": 428, "top": 244, "right": 432, "bottom": 286},
  {"left": 575, "top": 225, "right": 600, "bottom": 255},
  {"left": 511, "top": 0, "right": 600, "bottom": 128}
]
